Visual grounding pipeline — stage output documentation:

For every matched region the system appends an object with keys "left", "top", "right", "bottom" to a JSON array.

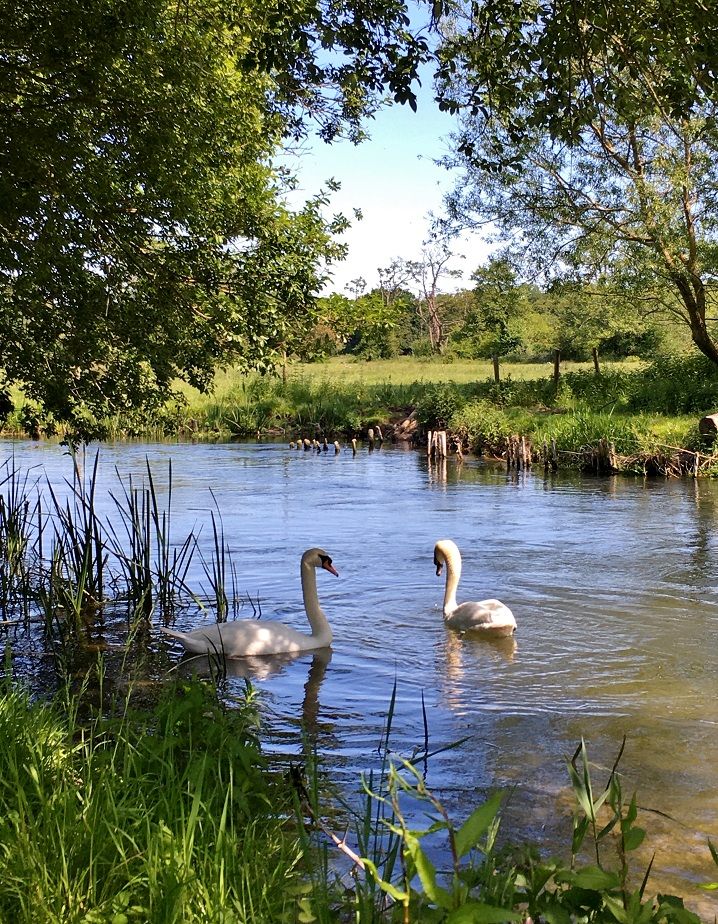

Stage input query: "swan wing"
[
  {"left": 447, "top": 599, "right": 516, "bottom": 635},
  {"left": 161, "top": 619, "right": 326, "bottom": 657}
]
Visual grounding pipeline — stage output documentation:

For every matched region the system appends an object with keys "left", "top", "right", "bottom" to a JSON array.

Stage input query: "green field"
[{"left": 200, "top": 355, "right": 620, "bottom": 396}]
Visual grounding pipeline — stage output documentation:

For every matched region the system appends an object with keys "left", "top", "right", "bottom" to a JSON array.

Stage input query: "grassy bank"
[
  {"left": 0, "top": 675, "right": 307, "bottom": 924},
  {"left": 4, "top": 354, "right": 718, "bottom": 474},
  {"left": 0, "top": 673, "right": 713, "bottom": 924},
  {"left": 182, "top": 355, "right": 718, "bottom": 474}
]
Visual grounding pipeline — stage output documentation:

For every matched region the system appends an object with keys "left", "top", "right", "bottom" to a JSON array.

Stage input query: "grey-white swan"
[
  {"left": 160, "top": 547, "right": 338, "bottom": 657},
  {"left": 433, "top": 539, "right": 516, "bottom": 636}
]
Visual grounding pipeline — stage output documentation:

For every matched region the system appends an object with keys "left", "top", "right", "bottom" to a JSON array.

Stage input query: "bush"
[
  {"left": 627, "top": 355, "right": 718, "bottom": 414},
  {"left": 415, "top": 383, "right": 466, "bottom": 428},
  {"left": 451, "top": 400, "right": 514, "bottom": 454}
]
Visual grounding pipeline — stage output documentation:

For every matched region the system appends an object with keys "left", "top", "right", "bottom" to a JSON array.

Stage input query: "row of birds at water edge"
[{"left": 160, "top": 540, "right": 517, "bottom": 659}]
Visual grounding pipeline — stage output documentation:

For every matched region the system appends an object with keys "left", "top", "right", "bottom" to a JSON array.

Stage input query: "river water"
[{"left": 2, "top": 437, "right": 717, "bottom": 912}]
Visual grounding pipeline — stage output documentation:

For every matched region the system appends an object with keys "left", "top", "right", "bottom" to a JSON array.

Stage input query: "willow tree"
[
  {"left": 0, "top": 0, "right": 432, "bottom": 437},
  {"left": 435, "top": 0, "right": 718, "bottom": 368}
]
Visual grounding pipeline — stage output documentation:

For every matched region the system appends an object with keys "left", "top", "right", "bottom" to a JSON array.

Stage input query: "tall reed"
[
  {"left": 0, "top": 459, "right": 37, "bottom": 624},
  {"left": 0, "top": 454, "right": 244, "bottom": 687},
  {"left": 106, "top": 460, "right": 196, "bottom": 621}
]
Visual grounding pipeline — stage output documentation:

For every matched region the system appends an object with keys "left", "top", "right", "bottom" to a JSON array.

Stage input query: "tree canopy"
[
  {"left": 0, "top": 0, "right": 432, "bottom": 437},
  {"left": 435, "top": 0, "right": 718, "bottom": 368}
]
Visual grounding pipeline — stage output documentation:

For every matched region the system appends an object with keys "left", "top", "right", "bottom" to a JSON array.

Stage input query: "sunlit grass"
[
  {"left": 0, "top": 677, "right": 306, "bottom": 924},
  {"left": 192, "top": 355, "right": 630, "bottom": 396}
]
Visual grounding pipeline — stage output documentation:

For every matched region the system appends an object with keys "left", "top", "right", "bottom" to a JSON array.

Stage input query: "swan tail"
[{"left": 159, "top": 626, "right": 188, "bottom": 642}]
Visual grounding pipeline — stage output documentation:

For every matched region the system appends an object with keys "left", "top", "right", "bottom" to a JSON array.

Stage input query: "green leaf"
[
  {"left": 656, "top": 894, "right": 702, "bottom": 924},
  {"left": 572, "top": 815, "right": 590, "bottom": 855},
  {"left": 446, "top": 900, "right": 521, "bottom": 923},
  {"left": 297, "top": 899, "right": 316, "bottom": 924},
  {"left": 603, "top": 893, "right": 629, "bottom": 923},
  {"left": 623, "top": 826, "right": 646, "bottom": 851},
  {"left": 540, "top": 901, "right": 572, "bottom": 924},
  {"left": 455, "top": 791, "right": 504, "bottom": 858},
  {"left": 567, "top": 756, "right": 595, "bottom": 821},
  {"left": 555, "top": 866, "right": 621, "bottom": 890},
  {"left": 403, "top": 833, "right": 453, "bottom": 909},
  {"left": 361, "top": 857, "right": 409, "bottom": 903}
]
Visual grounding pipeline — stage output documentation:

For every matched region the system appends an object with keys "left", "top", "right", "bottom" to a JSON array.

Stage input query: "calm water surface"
[{"left": 2, "top": 438, "right": 718, "bottom": 911}]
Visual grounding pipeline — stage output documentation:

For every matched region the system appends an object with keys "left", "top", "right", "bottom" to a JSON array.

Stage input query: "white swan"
[
  {"left": 160, "top": 547, "right": 338, "bottom": 657},
  {"left": 433, "top": 539, "right": 516, "bottom": 636}
]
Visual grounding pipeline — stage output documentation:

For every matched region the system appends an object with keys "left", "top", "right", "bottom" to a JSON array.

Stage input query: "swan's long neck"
[
  {"left": 301, "top": 560, "right": 333, "bottom": 645},
  {"left": 442, "top": 548, "right": 461, "bottom": 617}
]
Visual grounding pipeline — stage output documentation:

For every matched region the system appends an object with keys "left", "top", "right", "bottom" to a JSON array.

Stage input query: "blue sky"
[{"left": 284, "top": 81, "right": 491, "bottom": 295}]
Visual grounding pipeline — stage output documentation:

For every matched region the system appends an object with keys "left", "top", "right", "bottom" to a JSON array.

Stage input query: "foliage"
[
  {"left": 0, "top": 0, "right": 434, "bottom": 440},
  {"left": 625, "top": 355, "right": 718, "bottom": 415},
  {"left": 467, "top": 257, "right": 528, "bottom": 358},
  {"left": 451, "top": 399, "right": 519, "bottom": 453},
  {"left": 535, "top": 409, "right": 644, "bottom": 456},
  {"left": 414, "top": 383, "right": 466, "bottom": 428},
  {"left": 340, "top": 289, "right": 418, "bottom": 360},
  {"left": 434, "top": 0, "right": 718, "bottom": 141},
  {"left": 357, "top": 739, "right": 703, "bottom": 923},
  {"left": 437, "top": 0, "right": 718, "bottom": 368}
]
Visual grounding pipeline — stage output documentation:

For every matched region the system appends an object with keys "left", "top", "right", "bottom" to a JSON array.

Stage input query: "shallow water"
[{"left": 2, "top": 438, "right": 718, "bottom": 913}]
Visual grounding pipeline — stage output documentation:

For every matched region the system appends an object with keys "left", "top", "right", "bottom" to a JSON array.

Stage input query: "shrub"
[{"left": 415, "top": 383, "right": 466, "bottom": 428}]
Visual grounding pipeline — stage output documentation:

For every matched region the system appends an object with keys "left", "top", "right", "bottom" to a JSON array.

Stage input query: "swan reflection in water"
[
  {"left": 176, "top": 646, "right": 332, "bottom": 735},
  {"left": 440, "top": 629, "right": 517, "bottom": 711}
]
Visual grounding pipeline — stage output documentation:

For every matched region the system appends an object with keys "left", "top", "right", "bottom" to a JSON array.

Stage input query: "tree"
[
  {"left": 468, "top": 258, "right": 529, "bottom": 360},
  {"left": 434, "top": 0, "right": 718, "bottom": 141},
  {"left": 407, "top": 242, "right": 463, "bottom": 353},
  {"left": 435, "top": 0, "right": 718, "bottom": 368},
  {"left": 0, "top": 0, "right": 433, "bottom": 437},
  {"left": 539, "top": 278, "right": 665, "bottom": 362}
]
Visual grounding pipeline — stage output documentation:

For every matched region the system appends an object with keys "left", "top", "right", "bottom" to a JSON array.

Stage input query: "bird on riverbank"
[
  {"left": 160, "top": 548, "right": 338, "bottom": 657},
  {"left": 433, "top": 539, "right": 516, "bottom": 636}
]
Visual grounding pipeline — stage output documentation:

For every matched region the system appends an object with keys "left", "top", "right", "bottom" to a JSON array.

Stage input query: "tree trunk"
[
  {"left": 427, "top": 294, "right": 444, "bottom": 353},
  {"left": 592, "top": 347, "right": 600, "bottom": 375},
  {"left": 673, "top": 271, "right": 718, "bottom": 366},
  {"left": 492, "top": 354, "right": 500, "bottom": 383}
]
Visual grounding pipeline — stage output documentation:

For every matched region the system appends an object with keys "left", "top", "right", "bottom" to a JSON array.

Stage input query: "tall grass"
[
  {"left": 0, "top": 459, "right": 38, "bottom": 625},
  {"left": 0, "top": 672, "right": 308, "bottom": 923},
  {"left": 0, "top": 453, "right": 251, "bottom": 687}
]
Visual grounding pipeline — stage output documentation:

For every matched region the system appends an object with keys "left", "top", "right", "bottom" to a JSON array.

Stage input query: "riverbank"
[
  {"left": 4, "top": 354, "right": 718, "bottom": 474},
  {"left": 0, "top": 672, "right": 712, "bottom": 924}
]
